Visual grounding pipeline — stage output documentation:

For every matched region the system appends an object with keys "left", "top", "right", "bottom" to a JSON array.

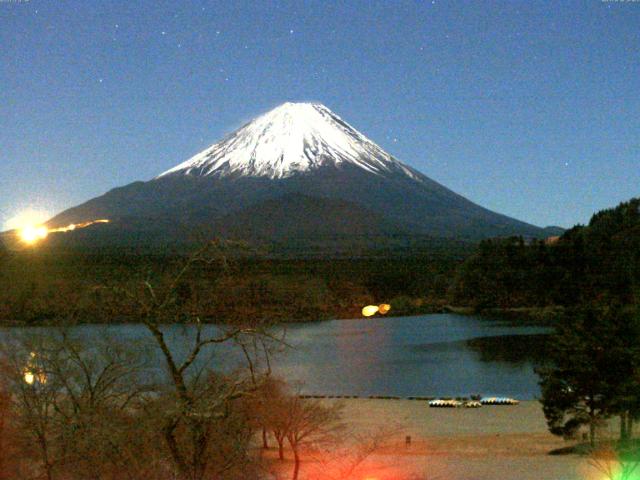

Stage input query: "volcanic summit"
[{"left": 47, "top": 102, "right": 550, "bottom": 249}]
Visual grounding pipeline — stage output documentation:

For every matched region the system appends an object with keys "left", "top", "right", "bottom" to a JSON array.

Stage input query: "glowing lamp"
[
  {"left": 378, "top": 304, "right": 391, "bottom": 314},
  {"left": 362, "top": 305, "right": 379, "bottom": 317},
  {"left": 23, "top": 371, "right": 35, "bottom": 385},
  {"left": 23, "top": 352, "right": 47, "bottom": 384}
]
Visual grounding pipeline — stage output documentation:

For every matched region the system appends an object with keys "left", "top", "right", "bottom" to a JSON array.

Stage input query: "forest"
[
  {"left": 0, "top": 197, "right": 638, "bottom": 325},
  {"left": 450, "top": 197, "right": 640, "bottom": 312}
]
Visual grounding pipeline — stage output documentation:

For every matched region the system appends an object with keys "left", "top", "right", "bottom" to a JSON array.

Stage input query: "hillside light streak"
[{"left": 13, "top": 218, "right": 110, "bottom": 245}]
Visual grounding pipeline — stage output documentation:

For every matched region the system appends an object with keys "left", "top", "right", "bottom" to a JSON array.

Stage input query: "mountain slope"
[
  {"left": 213, "top": 193, "right": 408, "bottom": 240},
  {"left": 48, "top": 102, "right": 549, "bottom": 248}
]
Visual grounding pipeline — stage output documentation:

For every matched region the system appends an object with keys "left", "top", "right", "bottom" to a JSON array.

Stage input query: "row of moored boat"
[{"left": 428, "top": 397, "right": 519, "bottom": 408}]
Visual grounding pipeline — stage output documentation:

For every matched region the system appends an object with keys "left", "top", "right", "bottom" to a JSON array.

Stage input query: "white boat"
[
  {"left": 428, "top": 399, "right": 462, "bottom": 408},
  {"left": 480, "top": 397, "right": 519, "bottom": 405}
]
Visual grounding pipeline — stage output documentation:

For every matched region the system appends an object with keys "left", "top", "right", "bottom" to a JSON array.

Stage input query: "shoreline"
[
  {"left": 0, "top": 306, "right": 564, "bottom": 327},
  {"left": 275, "top": 398, "right": 608, "bottom": 480}
]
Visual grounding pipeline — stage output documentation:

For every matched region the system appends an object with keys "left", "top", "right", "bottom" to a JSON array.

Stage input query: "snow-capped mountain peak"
[{"left": 157, "top": 102, "right": 418, "bottom": 180}]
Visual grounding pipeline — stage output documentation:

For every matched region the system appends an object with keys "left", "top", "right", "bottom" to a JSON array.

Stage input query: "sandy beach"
[{"left": 267, "top": 399, "right": 610, "bottom": 480}]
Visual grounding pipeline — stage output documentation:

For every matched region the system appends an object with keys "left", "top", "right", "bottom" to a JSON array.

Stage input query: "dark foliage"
[
  {"left": 451, "top": 198, "right": 640, "bottom": 310},
  {"left": 0, "top": 248, "right": 468, "bottom": 324},
  {"left": 537, "top": 306, "right": 640, "bottom": 445}
]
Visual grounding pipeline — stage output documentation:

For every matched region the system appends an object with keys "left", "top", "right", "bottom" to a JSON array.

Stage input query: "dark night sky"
[{"left": 1, "top": 0, "right": 639, "bottom": 229}]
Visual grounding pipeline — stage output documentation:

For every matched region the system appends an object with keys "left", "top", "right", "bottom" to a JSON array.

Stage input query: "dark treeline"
[
  {"left": 451, "top": 198, "right": 640, "bottom": 312},
  {"left": 1, "top": 197, "right": 637, "bottom": 324},
  {"left": 0, "top": 243, "right": 468, "bottom": 324}
]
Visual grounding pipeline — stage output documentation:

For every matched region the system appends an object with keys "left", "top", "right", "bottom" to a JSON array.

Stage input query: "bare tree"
[
  {"left": 1, "top": 339, "right": 61, "bottom": 480},
  {"left": 0, "top": 386, "right": 6, "bottom": 478},
  {"left": 47, "top": 333, "right": 160, "bottom": 480},
  {"left": 0, "top": 379, "right": 18, "bottom": 480},
  {"left": 244, "top": 376, "right": 286, "bottom": 452},
  {"left": 307, "top": 427, "right": 401, "bottom": 480},
  {"left": 285, "top": 395, "right": 344, "bottom": 480},
  {"left": 251, "top": 380, "right": 344, "bottom": 479},
  {"left": 0, "top": 331, "right": 160, "bottom": 480},
  {"left": 103, "top": 240, "right": 280, "bottom": 480},
  {"left": 250, "top": 377, "right": 290, "bottom": 460},
  {"left": 0, "top": 241, "right": 282, "bottom": 480}
]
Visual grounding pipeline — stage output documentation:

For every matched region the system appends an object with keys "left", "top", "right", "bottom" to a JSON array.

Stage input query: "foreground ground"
[{"left": 265, "top": 399, "right": 612, "bottom": 480}]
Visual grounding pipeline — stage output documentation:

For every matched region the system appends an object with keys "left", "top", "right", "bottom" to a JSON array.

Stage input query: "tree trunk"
[
  {"left": 292, "top": 446, "right": 300, "bottom": 480},
  {"left": 191, "top": 420, "right": 210, "bottom": 480},
  {"left": 262, "top": 427, "right": 269, "bottom": 449},
  {"left": 589, "top": 415, "right": 596, "bottom": 447},
  {"left": 277, "top": 438, "right": 284, "bottom": 460},
  {"left": 0, "top": 405, "right": 5, "bottom": 480},
  {"left": 621, "top": 411, "right": 629, "bottom": 442},
  {"left": 38, "top": 432, "right": 54, "bottom": 480},
  {"left": 163, "top": 422, "right": 190, "bottom": 480},
  {"left": 627, "top": 415, "right": 634, "bottom": 440}
]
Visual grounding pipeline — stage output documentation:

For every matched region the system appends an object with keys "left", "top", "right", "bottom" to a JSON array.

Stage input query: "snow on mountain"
[
  {"left": 45, "top": 100, "right": 549, "bottom": 248},
  {"left": 157, "top": 102, "right": 419, "bottom": 180}
]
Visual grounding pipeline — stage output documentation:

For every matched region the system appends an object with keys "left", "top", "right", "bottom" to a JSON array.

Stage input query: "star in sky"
[{"left": 3, "top": 0, "right": 638, "bottom": 230}]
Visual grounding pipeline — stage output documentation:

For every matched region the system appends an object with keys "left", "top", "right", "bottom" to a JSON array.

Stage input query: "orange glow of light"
[
  {"left": 378, "top": 304, "right": 391, "bottom": 315},
  {"left": 20, "top": 225, "right": 49, "bottom": 244},
  {"left": 23, "top": 352, "right": 47, "bottom": 385},
  {"left": 50, "top": 219, "right": 110, "bottom": 234},
  {"left": 23, "top": 370, "right": 35, "bottom": 385},
  {"left": 362, "top": 305, "right": 379, "bottom": 317},
  {"left": 12, "top": 217, "right": 110, "bottom": 246},
  {"left": 5, "top": 210, "right": 49, "bottom": 245}
]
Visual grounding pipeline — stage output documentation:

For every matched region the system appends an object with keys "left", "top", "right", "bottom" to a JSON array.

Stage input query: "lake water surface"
[
  {"left": 278, "top": 314, "right": 550, "bottom": 399},
  {"left": 0, "top": 314, "right": 551, "bottom": 399}
]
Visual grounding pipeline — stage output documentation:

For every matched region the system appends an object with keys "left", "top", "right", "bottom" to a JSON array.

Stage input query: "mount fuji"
[
  {"left": 157, "top": 102, "right": 421, "bottom": 181},
  {"left": 47, "top": 102, "right": 553, "bottom": 251}
]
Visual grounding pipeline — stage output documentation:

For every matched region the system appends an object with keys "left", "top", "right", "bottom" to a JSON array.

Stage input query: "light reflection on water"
[{"left": 0, "top": 314, "right": 551, "bottom": 399}]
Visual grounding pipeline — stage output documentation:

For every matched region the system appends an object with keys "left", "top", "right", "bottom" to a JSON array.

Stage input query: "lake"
[{"left": 0, "top": 314, "right": 551, "bottom": 399}]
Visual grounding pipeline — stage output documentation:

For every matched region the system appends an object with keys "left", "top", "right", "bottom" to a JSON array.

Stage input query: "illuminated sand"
[{"left": 266, "top": 399, "right": 611, "bottom": 480}]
